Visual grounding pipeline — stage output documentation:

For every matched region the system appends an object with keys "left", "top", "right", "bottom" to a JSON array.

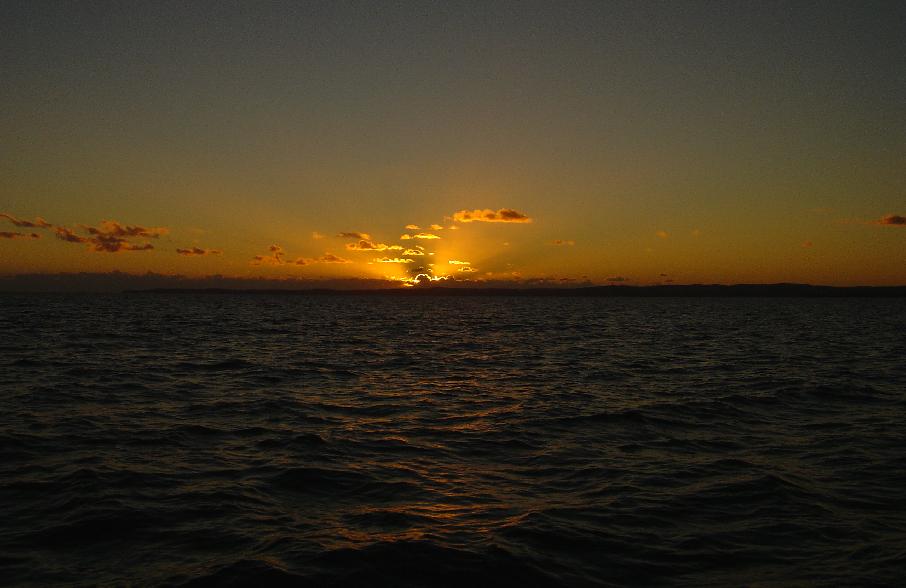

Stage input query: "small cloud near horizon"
[
  {"left": 878, "top": 214, "right": 906, "bottom": 226},
  {"left": 177, "top": 247, "right": 222, "bottom": 256},
  {"left": 1, "top": 231, "right": 41, "bottom": 239},
  {"left": 338, "top": 231, "right": 371, "bottom": 240},
  {"left": 252, "top": 244, "right": 285, "bottom": 265},
  {"left": 551, "top": 239, "right": 575, "bottom": 246}
]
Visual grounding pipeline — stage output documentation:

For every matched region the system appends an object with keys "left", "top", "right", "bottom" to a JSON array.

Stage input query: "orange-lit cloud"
[
  {"left": 878, "top": 214, "right": 906, "bottom": 226},
  {"left": 458, "top": 266, "right": 478, "bottom": 273},
  {"left": 404, "top": 224, "right": 420, "bottom": 230},
  {"left": 252, "top": 244, "right": 285, "bottom": 265},
  {"left": 1, "top": 213, "right": 53, "bottom": 229},
  {"left": 375, "top": 257, "right": 414, "bottom": 263},
  {"left": 338, "top": 231, "right": 371, "bottom": 240},
  {"left": 452, "top": 208, "right": 532, "bottom": 223},
  {"left": 346, "top": 239, "right": 391, "bottom": 251},
  {"left": 1, "top": 231, "right": 41, "bottom": 239},
  {"left": 656, "top": 230, "right": 669, "bottom": 239},
  {"left": 400, "top": 233, "right": 441, "bottom": 240},
  {"left": 551, "top": 239, "right": 575, "bottom": 246},
  {"left": 429, "top": 224, "right": 444, "bottom": 230},
  {"left": 801, "top": 241, "right": 814, "bottom": 248},
  {"left": 312, "top": 231, "right": 326, "bottom": 240},
  {"left": 402, "top": 248, "right": 424, "bottom": 256},
  {"left": 177, "top": 247, "right": 222, "bottom": 256},
  {"left": 448, "top": 260, "right": 471, "bottom": 265}
]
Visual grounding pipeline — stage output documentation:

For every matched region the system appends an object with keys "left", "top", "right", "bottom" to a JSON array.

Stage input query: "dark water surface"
[{"left": 2, "top": 294, "right": 905, "bottom": 586}]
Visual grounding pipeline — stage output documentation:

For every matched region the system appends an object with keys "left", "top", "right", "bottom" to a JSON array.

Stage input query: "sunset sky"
[{"left": 2, "top": 1, "right": 904, "bottom": 287}]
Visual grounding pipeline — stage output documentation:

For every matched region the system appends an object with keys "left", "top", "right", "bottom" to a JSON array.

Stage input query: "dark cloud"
[
  {"left": 85, "top": 220, "right": 167, "bottom": 239},
  {"left": 1, "top": 213, "right": 53, "bottom": 229},
  {"left": 0, "top": 231, "right": 41, "bottom": 239},
  {"left": 54, "top": 220, "right": 165, "bottom": 252},
  {"left": 452, "top": 208, "right": 532, "bottom": 223},
  {"left": 879, "top": 214, "right": 906, "bottom": 226},
  {"left": 177, "top": 247, "right": 222, "bottom": 256},
  {"left": 338, "top": 231, "right": 371, "bottom": 240},
  {"left": 606, "top": 276, "right": 629, "bottom": 282},
  {"left": 55, "top": 227, "right": 90, "bottom": 244}
]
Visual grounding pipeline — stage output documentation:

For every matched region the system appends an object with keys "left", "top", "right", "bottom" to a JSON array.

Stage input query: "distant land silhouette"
[{"left": 126, "top": 284, "right": 906, "bottom": 297}]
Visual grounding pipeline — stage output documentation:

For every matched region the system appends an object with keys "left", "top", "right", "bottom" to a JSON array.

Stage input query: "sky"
[{"left": 2, "top": 1, "right": 904, "bottom": 287}]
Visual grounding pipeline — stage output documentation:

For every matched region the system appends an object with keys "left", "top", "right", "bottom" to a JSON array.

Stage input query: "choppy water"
[{"left": 2, "top": 293, "right": 905, "bottom": 586}]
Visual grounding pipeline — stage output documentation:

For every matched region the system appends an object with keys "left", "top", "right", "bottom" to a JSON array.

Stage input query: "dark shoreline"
[{"left": 122, "top": 284, "right": 906, "bottom": 297}]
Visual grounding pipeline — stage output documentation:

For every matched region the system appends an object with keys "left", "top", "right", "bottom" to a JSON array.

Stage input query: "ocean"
[{"left": 2, "top": 293, "right": 905, "bottom": 586}]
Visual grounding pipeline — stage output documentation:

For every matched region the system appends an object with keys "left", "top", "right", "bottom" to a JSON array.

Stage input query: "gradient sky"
[{"left": 2, "top": 1, "right": 904, "bottom": 286}]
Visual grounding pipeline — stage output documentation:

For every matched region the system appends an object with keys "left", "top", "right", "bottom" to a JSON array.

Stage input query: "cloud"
[
  {"left": 801, "top": 241, "right": 814, "bottom": 248},
  {"left": 85, "top": 220, "right": 167, "bottom": 239},
  {"left": 375, "top": 257, "right": 415, "bottom": 263},
  {"left": 452, "top": 208, "right": 532, "bottom": 223},
  {"left": 1, "top": 213, "right": 53, "bottom": 229},
  {"left": 338, "top": 231, "right": 371, "bottom": 240},
  {"left": 878, "top": 214, "right": 906, "bottom": 226},
  {"left": 458, "top": 266, "right": 479, "bottom": 273},
  {"left": 429, "top": 224, "right": 444, "bottom": 231},
  {"left": 52, "top": 219, "right": 166, "bottom": 253},
  {"left": 346, "top": 239, "right": 391, "bottom": 251},
  {"left": 1, "top": 231, "right": 40, "bottom": 239},
  {"left": 177, "top": 247, "right": 222, "bottom": 256},
  {"left": 656, "top": 230, "right": 669, "bottom": 239},
  {"left": 55, "top": 227, "right": 90, "bottom": 244},
  {"left": 317, "top": 253, "right": 350, "bottom": 263},
  {"left": 551, "top": 239, "right": 575, "bottom": 246},
  {"left": 606, "top": 276, "right": 629, "bottom": 282},
  {"left": 312, "top": 231, "right": 326, "bottom": 240},
  {"left": 400, "top": 233, "right": 441, "bottom": 240},
  {"left": 448, "top": 260, "right": 471, "bottom": 265},
  {"left": 405, "top": 224, "right": 420, "bottom": 230},
  {"left": 402, "top": 248, "right": 424, "bottom": 255},
  {"left": 252, "top": 244, "right": 285, "bottom": 265}
]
